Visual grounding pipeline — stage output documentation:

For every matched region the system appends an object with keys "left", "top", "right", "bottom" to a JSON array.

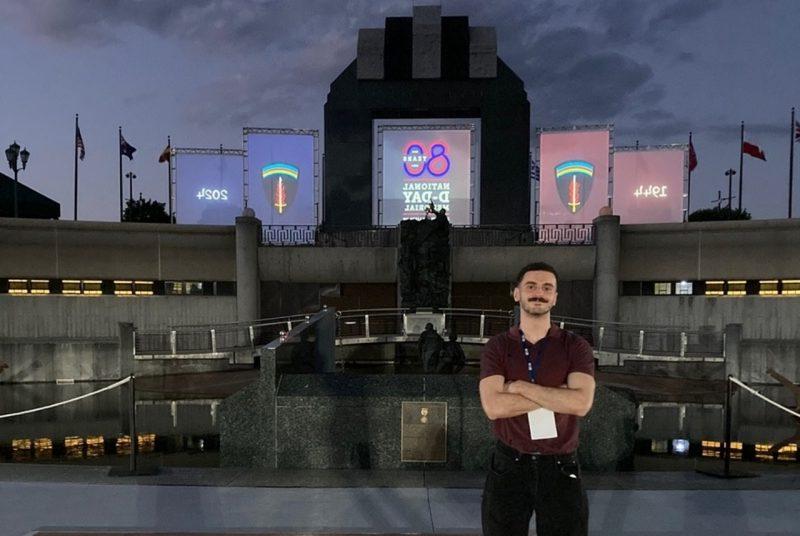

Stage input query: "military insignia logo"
[
  {"left": 555, "top": 160, "right": 594, "bottom": 214},
  {"left": 262, "top": 162, "right": 299, "bottom": 215}
]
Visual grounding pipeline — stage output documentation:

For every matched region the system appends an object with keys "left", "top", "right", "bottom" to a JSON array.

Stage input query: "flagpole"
[
  {"left": 738, "top": 121, "right": 744, "bottom": 212},
  {"left": 167, "top": 135, "right": 173, "bottom": 223},
  {"left": 687, "top": 132, "right": 693, "bottom": 221},
  {"left": 790, "top": 107, "right": 796, "bottom": 219},
  {"left": 119, "top": 127, "right": 123, "bottom": 222},
  {"left": 74, "top": 114, "right": 79, "bottom": 221}
]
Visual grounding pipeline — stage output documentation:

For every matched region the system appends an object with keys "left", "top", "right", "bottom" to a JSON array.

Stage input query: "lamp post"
[
  {"left": 125, "top": 171, "right": 137, "bottom": 205},
  {"left": 5, "top": 141, "right": 30, "bottom": 218},
  {"left": 724, "top": 169, "right": 737, "bottom": 210}
]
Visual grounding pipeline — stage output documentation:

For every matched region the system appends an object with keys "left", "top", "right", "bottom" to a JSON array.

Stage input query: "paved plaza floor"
[{"left": 2, "top": 464, "right": 799, "bottom": 536}]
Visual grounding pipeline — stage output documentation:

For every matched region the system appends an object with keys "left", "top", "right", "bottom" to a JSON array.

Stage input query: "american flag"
[
  {"left": 75, "top": 124, "right": 85, "bottom": 160},
  {"left": 120, "top": 133, "right": 136, "bottom": 160},
  {"left": 795, "top": 120, "right": 800, "bottom": 142}
]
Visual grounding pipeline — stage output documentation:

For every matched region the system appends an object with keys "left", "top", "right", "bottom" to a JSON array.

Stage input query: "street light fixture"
[
  {"left": 125, "top": 171, "right": 137, "bottom": 204},
  {"left": 724, "top": 169, "right": 737, "bottom": 210},
  {"left": 5, "top": 141, "right": 30, "bottom": 218}
]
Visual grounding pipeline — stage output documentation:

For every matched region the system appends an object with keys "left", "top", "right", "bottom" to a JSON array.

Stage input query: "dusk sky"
[{"left": 2, "top": 0, "right": 799, "bottom": 222}]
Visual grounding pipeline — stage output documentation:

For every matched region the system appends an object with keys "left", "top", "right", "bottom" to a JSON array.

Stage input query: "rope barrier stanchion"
[
  {"left": 697, "top": 375, "right": 770, "bottom": 479},
  {"left": 0, "top": 374, "right": 156, "bottom": 476},
  {"left": 109, "top": 374, "right": 158, "bottom": 477}
]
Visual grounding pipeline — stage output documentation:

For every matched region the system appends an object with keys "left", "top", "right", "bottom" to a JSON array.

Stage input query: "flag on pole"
[
  {"left": 158, "top": 143, "right": 171, "bottom": 163},
  {"left": 120, "top": 134, "right": 137, "bottom": 160},
  {"left": 742, "top": 141, "right": 766, "bottom": 161},
  {"left": 795, "top": 121, "right": 800, "bottom": 142},
  {"left": 75, "top": 124, "right": 85, "bottom": 160},
  {"left": 688, "top": 139, "right": 698, "bottom": 171},
  {"left": 531, "top": 160, "right": 540, "bottom": 182}
]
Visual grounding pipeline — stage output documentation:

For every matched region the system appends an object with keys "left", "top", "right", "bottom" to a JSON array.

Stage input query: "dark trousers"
[{"left": 481, "top": 441, "right": 588, "bottom": 536}]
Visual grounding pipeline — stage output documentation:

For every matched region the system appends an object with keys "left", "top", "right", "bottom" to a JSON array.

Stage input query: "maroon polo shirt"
[{"left": 479, "top": 324, "right": 595, "bottom": 455}]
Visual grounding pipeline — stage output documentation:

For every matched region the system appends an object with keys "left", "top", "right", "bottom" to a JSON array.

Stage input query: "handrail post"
[
  {"left": 129, "top": 375, "right": 137, "bottom": 474},
  {"left": 597, "top": 326, "right": 604, "bottom": 352},
  {"left": 638, "top": 330, "right": 645, "bottom": 356},
  {"left": 365, "top": 314, "right": 370, "bottom": 338},
  {"left": 479, "top": 313, "right": 485, "bottom": 339},
  {"left": 249, "top": 325, "right": 255, "bottom": 348},
  {"left": 724, "top": 375, "right": 732, "bottom": 476},
  {"left": 170, "top": 330, "right": 177, "bottom": 355},
  {"left": 722, "top": 332, "right": 727, "bottom": 358},
  {"left": 210, "top": 329, "right": 217, "bottom": 353},
  {"left": 680, "top": 331, "right": 686, "bottom": 357}
]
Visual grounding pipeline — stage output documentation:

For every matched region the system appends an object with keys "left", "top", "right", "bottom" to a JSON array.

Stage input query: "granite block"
[{"left": 579, "top": 385, "right": 637, "bottom": 471}]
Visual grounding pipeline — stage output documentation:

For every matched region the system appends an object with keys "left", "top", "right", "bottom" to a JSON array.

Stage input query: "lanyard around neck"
[{"left": 520, "top": 330, "right": 548, "bottom": 383}]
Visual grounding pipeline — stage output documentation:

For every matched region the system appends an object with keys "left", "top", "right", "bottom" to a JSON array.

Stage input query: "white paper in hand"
[{"left": 527, "top": 408, "right": 558, "bottom": 440}]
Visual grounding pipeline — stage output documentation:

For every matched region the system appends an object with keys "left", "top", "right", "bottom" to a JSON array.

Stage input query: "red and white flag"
[{"left": 742, "top": 141, "right": 766, "bottom": 161}]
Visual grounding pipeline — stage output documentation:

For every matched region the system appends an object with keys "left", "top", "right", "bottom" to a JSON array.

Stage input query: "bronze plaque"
[{"left": 401, "top": 401, "right": 447, "bottom": 463}]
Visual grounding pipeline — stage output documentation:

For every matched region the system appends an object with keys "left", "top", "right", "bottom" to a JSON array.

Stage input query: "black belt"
[{"left": 495, "top": 440, "right": 575, "bottom": 462}]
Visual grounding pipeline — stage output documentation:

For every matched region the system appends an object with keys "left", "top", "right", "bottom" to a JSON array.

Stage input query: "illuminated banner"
[
  {"left": 244, "top": 129, "right": 318, "bottom": 225},
  {"left": 174, "top": 150, "right": 244, "bottom": 225},
  {"left": 537, "top": 128, "right": 611, "bottom": 224},
  {"left": 613, "top": 148, "right": 685, "bottom": 224},
  {"left": 374, "top": 119, "right": 480, "bottom": 225}
]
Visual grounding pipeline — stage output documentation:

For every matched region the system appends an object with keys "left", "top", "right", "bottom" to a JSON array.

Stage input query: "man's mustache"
[{"left": 528, "top": 298, "right": 548, "bottom": 303}]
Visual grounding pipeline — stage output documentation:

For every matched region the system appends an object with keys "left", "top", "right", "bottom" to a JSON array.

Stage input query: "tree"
[
  {"left": 688, "top": 206, "right": 751, "bottom": 222},
  {"left": 123, "top": 194, "right": 171, "bottom": 223}
]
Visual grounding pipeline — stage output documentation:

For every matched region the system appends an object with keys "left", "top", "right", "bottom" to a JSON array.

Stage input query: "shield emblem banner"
[
  {"left": 555, "top": 160, "right": 594, "bottom": 214},
  {"left": 262, "top": 162, "right": 299, "bottom": 215}
]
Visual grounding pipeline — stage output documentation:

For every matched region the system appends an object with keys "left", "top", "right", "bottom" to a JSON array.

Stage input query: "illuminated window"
[
  {"left": 166, "top": 281, "right": 203, "bottom": 295},
  {"left": 65, "top": 436, "right": 85, "bottom": 459},
  {"left": 672, "top": 439, "right": 690, "bottom": 455},
  {"left": 114, "top": 280, "right": 133, "bottom": 296},
  {"left": 701, "top": 440, "right": 720, "bottom": 458},
  {"left": 116, "top": 435, "right": 132, "bottom": 455},
  {"left": 138, "top": 433, "right": 156, "bottom": 453},
  {"left": 8, "top": 279, "right": 29, "bottom": 294},
  {"left": 12, "top": 438, "right": 31, "bottom": 450},
  {"left": 30, "top": 279, "right": 50, "bottom": 294},
  {"left": 706, "top": 441, "right": 743, "bottom": 460},
  {"left": 781, "top": 280, "right": 800, "bottom": 296},
  {"left": 727, "top": 280, "right": 746, "bottom": 296},
  {"left": 134, "top": 281, "right": 154, "bottom": 296},
  {"left": 654, "top": 282, "right": 672, "bottom": 295},
  {"left": 34, "top": 438, "right": 53, "bottom": 459},
  {"left": 651, "top": 439, "right": 668, "bottom": 453},
  {"left": 12, "top": 438, "right": 32, "bottom": 462},
  {"left": 83, "top": 280, "right": 103, "bottom": 295},
  {"left": 62, "top": 279, "right": 103, "bottom": 296},
  {"left": 86, "top": 435, "right": 105, "bottom": 458},
  {"left": 676, "top": 281, "right": 693, "bottom": 295},
  {"left": 62, "top": 280, "right": 82, "bottom": 295},
  {"left": 759, "top": 280, "right": 779, "bottom": 296},
  {"left": 705, "top": 281, "right": 724, "bottom": 296}
]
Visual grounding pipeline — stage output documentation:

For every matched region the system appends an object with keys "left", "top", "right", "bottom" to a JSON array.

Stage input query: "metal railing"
[
  {"left": 134, "top": 313, "right": 312, "bottom": 357},
  {"left": 133, "top": 307, "right": 724, "bottom": 360},
  {"left": 549, "top": 316, "right": 725, "bottom": 359},
  {"left": 450, "top": 224, "right": 596, "bottom": 246},
  {"left": 260, "top": 224, "right": 595, "bottom": 247}
]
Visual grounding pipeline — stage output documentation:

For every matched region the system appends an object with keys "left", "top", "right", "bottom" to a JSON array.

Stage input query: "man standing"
[
  {"left": 479, "top": 262, "right": 595, "bottom": 536},
  {"left": 418, "top": 322, "right": 444, "bottom": 372}
]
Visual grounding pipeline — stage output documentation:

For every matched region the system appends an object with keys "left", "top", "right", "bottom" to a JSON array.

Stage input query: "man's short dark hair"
[{"left": 515, "top": 262, "right": 559, "bottom": 287}]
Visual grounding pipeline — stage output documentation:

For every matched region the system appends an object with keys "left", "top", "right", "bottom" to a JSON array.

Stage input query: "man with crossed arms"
[{"left": 479, "top": 262, "right": 596, "bottom": 535}]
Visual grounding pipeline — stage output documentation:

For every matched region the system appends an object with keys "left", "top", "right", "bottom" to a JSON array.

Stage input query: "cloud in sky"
[{"left": 2, "top": 0, "right": 797, "bottom": 220}]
